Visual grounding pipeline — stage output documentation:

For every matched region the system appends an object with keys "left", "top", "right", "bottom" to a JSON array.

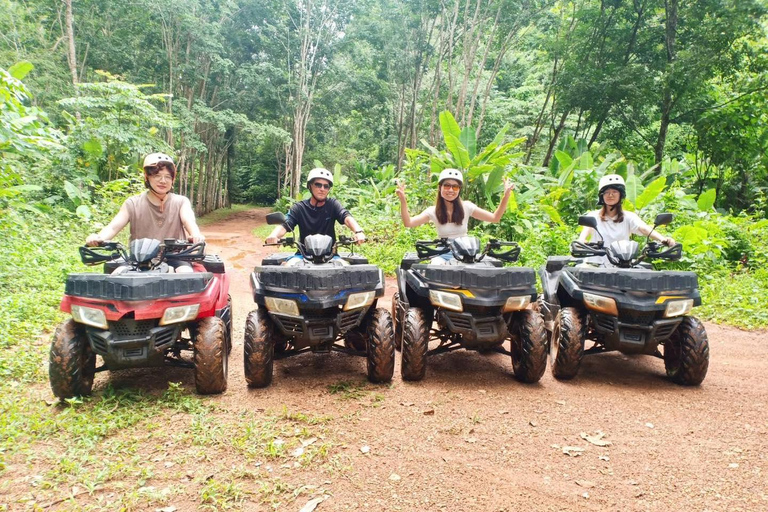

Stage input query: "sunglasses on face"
[
  {"left": 312, "top": 182, "right": 331, "bottom": 190},
  {"left": 441, "top": 183, "right": 461, "bottom": 191}
]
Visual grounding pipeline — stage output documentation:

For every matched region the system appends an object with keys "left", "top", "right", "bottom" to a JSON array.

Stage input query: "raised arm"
[
  {"left": 470, "top": 177, "right": 515, "bottom": 223},
  {"left": 396, "top": 180, "right": 430, "bottom": 228}
]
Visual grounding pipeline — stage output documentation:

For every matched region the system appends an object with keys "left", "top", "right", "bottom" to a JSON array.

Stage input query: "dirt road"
[{"left": 197, "top": 207, "right": 767, "bottom": 511}]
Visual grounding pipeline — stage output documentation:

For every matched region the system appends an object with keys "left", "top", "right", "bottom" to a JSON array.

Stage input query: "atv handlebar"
[
  {"left": 415, "top": 239, "right": 451, "bottom": 259},
  {"left": 484, "top": 239, "right": 521, "bottom": 262},
  {"left": 162, "top": 239, "right": 206, "bottom": 261},
  {"left": 79, "top": 242, "right": 127, "bottom": 265},
  {"left": 644, "top": 241, "right": 682, "bottom": 261},
  {"left": 570, "top": 240, "right": 606, "bottom": 258}
]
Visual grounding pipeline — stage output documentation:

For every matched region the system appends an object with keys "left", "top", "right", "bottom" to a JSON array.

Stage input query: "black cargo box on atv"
[
  {"left": 413, "top": 265, "right": 535, "bottom": 290},
  {"left": 255, "top": 265, "right": 381, "bottom": 291},
  {"left": 65, "top": 273, "right": 213, "bottom": 300},
  {"left": 565, "top": 267, "right": 699, "bottom": 295}
]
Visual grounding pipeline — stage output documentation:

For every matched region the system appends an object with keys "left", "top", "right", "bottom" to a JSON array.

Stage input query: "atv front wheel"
[
  {"left": 509, "top": 310, "right": 548, "bottom": 383},
  {"left": 193, "top": 316, "right": 229, "bottom": 394},
  {"left": 366, "top": 307, "right": 395, "bottom": 383},
  {"left": 664, "top": 316, "right": 709, "bottom": 386},
  {"left": 244, "top": 309, "right": 275, "bottom": 388},
  {"left": 401, "top": 307, "right": 429, "bottom": 381},
  {"left": 49, "top": 319, "right": 96, "bottom": 399},
  {"left": 392, "top": 292, "right": 404, "bottom": 351},
  {"left": 550, "top": 307, "right": 586, "bottom": 380}
]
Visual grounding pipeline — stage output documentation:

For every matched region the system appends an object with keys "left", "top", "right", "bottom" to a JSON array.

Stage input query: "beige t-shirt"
[
  {"left": 422, "top": 201, "right": 478, "bottom": 239},
  {"left": 125, "top": 192, "right": 188, "bottom": 242}
]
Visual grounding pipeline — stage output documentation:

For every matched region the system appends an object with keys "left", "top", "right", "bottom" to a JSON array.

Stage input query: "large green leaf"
[
  {"left": 554, "top": 151, "right": 572, "bottom": 169},
  {"left": 541, "top": 205, "right": 563, "bottom": 225},
  {"left": 439, "top": 110, "right": 461, "bottom": 141},
  {"left": 635, "top": 176, "right": 666, "bottom": 210},
  {"left": 625, "top": 174, "right": 643, "bottom": 206},
  {"left": 8, "top": 62, "right": 34, "bottom": 80},
  {"left": 460, "top": 127, "right": 477, "bottom": 160},
  {"left": 445, "top": 134, "right": 470, "bottom": 169},
  {"left": 697, "top": 188, "right": 716, "bottom": 211}
]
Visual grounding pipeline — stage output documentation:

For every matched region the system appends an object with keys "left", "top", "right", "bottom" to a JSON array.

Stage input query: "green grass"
[
  {"left": 197, "top": 203, "right": 255, "bottom": 227},
  {"left": 698, "top": 268, "right": 768, "bottom": 329}
]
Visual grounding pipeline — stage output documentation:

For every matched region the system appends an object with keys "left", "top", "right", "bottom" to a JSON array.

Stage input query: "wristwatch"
[{"left": 355, "top": 230, "right": 364, "bottom": 234}]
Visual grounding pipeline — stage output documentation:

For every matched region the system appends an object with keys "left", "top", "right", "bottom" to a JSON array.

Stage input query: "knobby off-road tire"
[
  {"left": 225, "top": 295, "right": 233, "bottom": 355},
  {"left": 244, "top": 309, "right": 275, "bottom": 388},
  {"left": 193, "top": 316, "right": 228, "bottom": 395},
  {"left": 366, "top": 307, "right": 395, "bottom": 383},
  {"left": 401, "top": 307, "right": 429, "bottom": 381},
  {"left": 550, "top": 307, "right": 587, "bottom": 380},
  {"left": 509, "top": 309, "right": 548, "bottom": 383},
  {"left": 49, "top": 319, "right": 96, "bottom": 399},
  {"left": 664, "top": 316, "right": 709, "bottom": 386},
  {"left": 392, "top": 292, "right": 403, "bottom": 351}
]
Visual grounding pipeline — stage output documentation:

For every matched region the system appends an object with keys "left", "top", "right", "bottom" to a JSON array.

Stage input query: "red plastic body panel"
[{"left": 60, "top": 263, "right": 230, "bottom": 321}]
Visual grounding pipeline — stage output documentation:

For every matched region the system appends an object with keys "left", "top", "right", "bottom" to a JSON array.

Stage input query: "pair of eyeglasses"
[
  {"left": 312, "top": 182, "right": 331, "bottom": 190},
  {"left": 441, "top": 183, "right": 461, "bottom": 191}
]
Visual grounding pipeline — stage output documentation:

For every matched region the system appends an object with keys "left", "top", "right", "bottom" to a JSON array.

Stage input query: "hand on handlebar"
[
  {"left": 265, "top": 236, "right": 279, "bottom": 245},
  {"left": 188, "top": 235, "right": 205, "bottom": 244},
  {"left": 85, "top": 234, "right": 103, "bottom": 247},
  {"left": 662, "top": 236, "right": 676, "bottom": 247},
  {"left": 354, "top": 231, "right": 366, "bottom": 245}
]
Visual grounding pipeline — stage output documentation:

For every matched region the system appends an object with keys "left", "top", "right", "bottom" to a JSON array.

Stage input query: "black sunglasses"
[{"left": 312, "top": 182, "right": 331, "bottom": 190}]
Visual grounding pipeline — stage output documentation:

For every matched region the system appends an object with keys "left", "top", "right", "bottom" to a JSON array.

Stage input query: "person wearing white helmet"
[
  {"left": 85, "top": 153, "right": 205, "bottom": 273},
  {"left": 578, "top": 174, "right": 675, "bottom": 264},
  {"left": 396, "top": 168, "right": 514, "bottom": 264},
  {"left": 265, "top": 167, "right": 366, "bottom": 246}
]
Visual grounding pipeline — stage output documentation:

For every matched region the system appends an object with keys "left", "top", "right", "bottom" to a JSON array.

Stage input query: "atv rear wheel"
[
  {"left": 366, "top": 307, "right": 395, "bottom": 383},
  {"left": 401, "top": 307, "right": 429, "bottom": 381},
  {"left": 664, "top": 316, "right": 709, "bottom": 386},
  {"left": 550, "top": 307, "right": 586, "bottom": 380},
  {"left": 392, "top": 292, "right": 403, "bottom": 351},
  {"left": 49, "top": 319, "right": 96, "bottom": 399},
  {"left": 509, "top": 310, "right": 548, "bottom": 383},
  {"left": 193, "top": 316, "right": 228, "bottom": 395},
  {"left": 244, "top": 309, "right": 275, "bottom": 388}
]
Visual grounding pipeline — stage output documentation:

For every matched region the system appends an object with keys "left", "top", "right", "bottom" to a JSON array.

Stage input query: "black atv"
[
  {"left": 538, "top": 213, "right": 709, "bottom": 385},
  {"left": 243, "top": 213, "right": 394, "bottom": 387},
  {"left": 392, "top": 237, "right": 547, "bottom": 383},
  {"left": 50, "top": 238, "right": 231, "bottom": 399}
]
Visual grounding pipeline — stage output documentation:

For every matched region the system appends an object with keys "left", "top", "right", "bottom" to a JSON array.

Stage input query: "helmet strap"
[
  {"left": 147, "top": 185, "right": 169, "bottom": 213},
  {"left": 309, "top": 195, "right": 326, "bottom": 207}
]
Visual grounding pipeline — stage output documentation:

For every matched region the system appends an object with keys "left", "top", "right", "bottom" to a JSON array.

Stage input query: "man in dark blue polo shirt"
[{"left": 265, "top": 168, "right": 366, "bottom": 245}]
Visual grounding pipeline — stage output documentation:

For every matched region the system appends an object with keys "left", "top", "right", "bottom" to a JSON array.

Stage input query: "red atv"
[{"left": 49, "top": 238, "right": 231, "bottom": 399}]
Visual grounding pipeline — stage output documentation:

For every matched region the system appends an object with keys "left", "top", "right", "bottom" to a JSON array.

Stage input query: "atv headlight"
[
  {"left": 160, "top": 304, "right": 200, "bottom": 325},
  {"left": 265, "top": 297, "right": 300, "bottom": 316},
  {"left": 344, "top": 291, "right": 376, "bottom": 311},
  {"left": 429, "top": 290, "right": 463, "bottom": 312},
  {"left": 503, "top": 295, "right": 531, "bottom": 312},
  {"left": 664, "top": 299, "right": 693, "bottom": 318},
  {"left": 583, "top": 292, "right": 618, "bottom": 316},
  {"left": 71, "top": 305, "right": 108, "bottom": 329}
]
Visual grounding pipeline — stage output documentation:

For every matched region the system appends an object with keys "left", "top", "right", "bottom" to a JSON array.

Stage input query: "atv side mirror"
[
  {"left": 578, "top": 215, "right": 598, "bottom": 228},
  {"left": 266, "top": 212, "right": 286, "bottom": 225},
  {"left": 654, "top": 213, "right": 673, "bottom": 226}
]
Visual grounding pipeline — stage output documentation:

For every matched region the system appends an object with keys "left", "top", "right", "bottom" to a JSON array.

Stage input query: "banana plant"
[{"left": 415, "top": 110, "right": 525, "bottom": 210}]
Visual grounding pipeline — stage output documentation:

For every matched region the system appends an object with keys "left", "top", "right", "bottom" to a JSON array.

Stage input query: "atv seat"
[
  {"left": 261, "top": 252, "right": 296, "bottom": 266},
  {"left": 545, "top": 256, "right": 571, "bottom": 273}
]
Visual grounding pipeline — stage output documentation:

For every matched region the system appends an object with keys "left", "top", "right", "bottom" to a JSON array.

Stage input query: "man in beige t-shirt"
[{"left": 85, "top": 153, "right": 205, "bottom": 273}]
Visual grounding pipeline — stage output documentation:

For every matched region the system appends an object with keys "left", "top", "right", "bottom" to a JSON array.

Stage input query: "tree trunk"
[
  {"left": 655, "top": 0, "right": 679, "bottom": 164},
  {"left": 64, "top": 0, "right": 78, "bottom": 87}
]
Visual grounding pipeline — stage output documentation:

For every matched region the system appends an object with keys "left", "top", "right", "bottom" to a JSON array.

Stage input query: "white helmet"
[
  {"left": 438, "top": 168, "right": 463, "bottom": 185},
  {"left": 598, "top": 174, "right": 626, "bottom": 205},
  {"left": 143, "top": 152, "right": 176, "bottom": 173},
  {"left": 598, "top": 174, "right": 625, "bottom": 192},
  {"left": 306, "top": 167, "right": 333, "bottom": 188}
]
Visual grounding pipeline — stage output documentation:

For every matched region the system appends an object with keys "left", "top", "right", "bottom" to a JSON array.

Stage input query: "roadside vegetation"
[{"left": 1, "top": 0, "right": 767, "bottom": 507}]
